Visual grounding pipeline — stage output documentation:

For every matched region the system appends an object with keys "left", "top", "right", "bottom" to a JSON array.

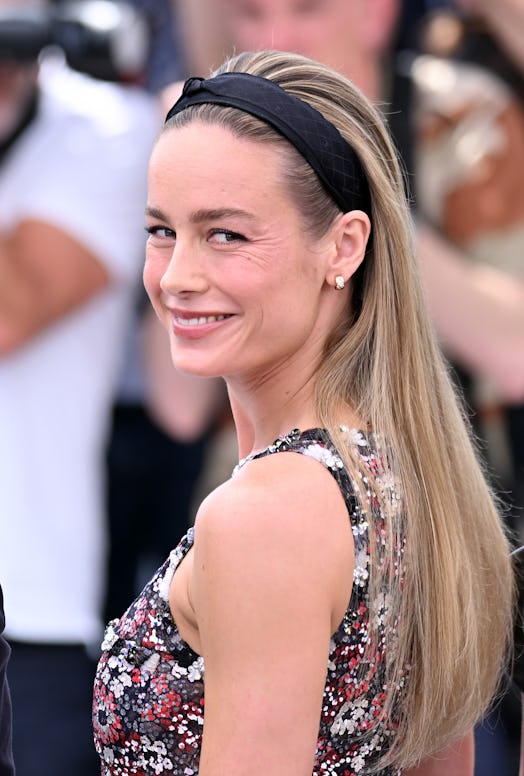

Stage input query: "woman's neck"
[{"left": 226, "top": 374, "right": 320, "bottom": 461}]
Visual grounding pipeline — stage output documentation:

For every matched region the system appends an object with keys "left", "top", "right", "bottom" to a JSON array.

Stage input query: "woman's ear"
[{"left": 326, "top": 210, "right": 371, "bottom": 289}]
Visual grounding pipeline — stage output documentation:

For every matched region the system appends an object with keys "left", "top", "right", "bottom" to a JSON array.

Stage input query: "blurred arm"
[
  {"left": 459, "top": 0, "right": 524, "bottom": 73},
  {"left": 404, "top": 731, "right": 474, "bottom": 776},
  {"left": 417, "top": 223, "right": 524, "bottom": 402},
  {"left": 0, "top": 219, "right": 109, "bottom": 355}
]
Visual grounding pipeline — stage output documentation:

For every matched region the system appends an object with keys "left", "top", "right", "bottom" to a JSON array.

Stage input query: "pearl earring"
[{"left": 335, "top": 275, "right": 345, "bottom": 290}]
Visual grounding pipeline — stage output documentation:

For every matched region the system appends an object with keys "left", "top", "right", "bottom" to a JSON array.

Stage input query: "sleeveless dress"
[{"left": 93, "top": 427, "right": 405, "bottom": 775}]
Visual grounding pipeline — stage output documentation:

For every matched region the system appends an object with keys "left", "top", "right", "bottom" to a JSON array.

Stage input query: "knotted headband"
[{"left": 165, "top": 72, "right": 370, "bottom": 215}]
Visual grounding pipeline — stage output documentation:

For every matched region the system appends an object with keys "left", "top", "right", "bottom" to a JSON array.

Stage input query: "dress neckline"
[{"left": 233, "top": 425, "right": 371, "bottom": 476}]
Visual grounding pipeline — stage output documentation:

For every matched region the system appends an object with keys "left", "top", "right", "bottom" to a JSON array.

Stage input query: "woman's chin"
[{"left": 170, "top": 354, "right": 224, "bottom": 380}]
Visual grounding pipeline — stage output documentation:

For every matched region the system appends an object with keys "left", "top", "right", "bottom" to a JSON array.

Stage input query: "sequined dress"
[{"left": 93, "top": 427, "right": 404, "bottom": 775}]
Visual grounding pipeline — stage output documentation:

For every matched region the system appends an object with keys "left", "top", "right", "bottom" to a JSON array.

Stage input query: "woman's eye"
[
  {"left": 145, "top": 225, "right": 175, "bottom": 240},
  {"left": 209, "top": 229, "right": 246, "bottom": 244}
]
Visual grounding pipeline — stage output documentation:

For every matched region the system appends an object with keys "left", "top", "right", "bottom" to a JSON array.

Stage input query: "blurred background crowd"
[{"left": 0, "top": 0, "right": 523, "bottom": 773}]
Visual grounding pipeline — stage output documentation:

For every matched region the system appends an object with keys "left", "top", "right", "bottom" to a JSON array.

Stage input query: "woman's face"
[
  {"left": 143, "top": 121, "right": 341, "bottom": 384},
  {"left": 220, "top": 0, "right": 362, "bottom": 73}
]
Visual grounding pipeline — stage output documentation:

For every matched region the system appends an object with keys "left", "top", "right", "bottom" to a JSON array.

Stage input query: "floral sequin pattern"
[
  {"left": 285, "top": 428, "right": 404, "bottom": 775},
  {"left": 93, "top": 428, "right": 405, "bottom": 775},
  {"left": 93, "top": 529, "right": 205, "bottom": 775}
]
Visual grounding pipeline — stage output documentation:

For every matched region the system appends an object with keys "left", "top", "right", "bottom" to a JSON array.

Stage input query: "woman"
[{"left": 92, "top": 50, "right": 514, "bottom": 774}]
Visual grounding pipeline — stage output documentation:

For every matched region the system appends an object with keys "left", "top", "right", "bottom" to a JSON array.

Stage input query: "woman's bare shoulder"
[
  {"left": 191, "top": 450, "right": 354, "bottom": 621},
  {"left": 195, "top": 448, "right": 349, "bottom": 542},
  {"left": 189, "top": 452, "right": 354, "bottom": 776}
]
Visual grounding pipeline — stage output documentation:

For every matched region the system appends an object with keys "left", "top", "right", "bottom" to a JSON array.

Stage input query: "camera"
[{"left": 0, "top": 1, "right": 150, "bottom": 82}]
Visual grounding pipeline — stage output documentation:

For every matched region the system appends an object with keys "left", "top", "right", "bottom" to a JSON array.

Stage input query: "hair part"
[{"left": 164, "top": 49, "right": 514, "bottom": 771}]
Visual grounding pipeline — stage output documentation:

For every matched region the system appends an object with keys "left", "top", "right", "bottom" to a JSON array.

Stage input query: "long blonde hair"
[{"left": 166, "top": 50, "right": 515, "bottom": 769}]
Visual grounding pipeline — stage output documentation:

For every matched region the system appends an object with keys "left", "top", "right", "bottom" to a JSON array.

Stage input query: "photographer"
[{"left": 0, "top": 1, "right": 159, "bottom": 773}]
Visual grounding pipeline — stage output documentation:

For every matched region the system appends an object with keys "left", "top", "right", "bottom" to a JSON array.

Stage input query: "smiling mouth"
[{"left": 174, "top": 314, "right": 232, "bottom": 327}]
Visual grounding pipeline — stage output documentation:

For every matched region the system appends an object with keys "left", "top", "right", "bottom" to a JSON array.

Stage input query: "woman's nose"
[{"left": 160, "top": 242, "right": 208, "bottom": 296}]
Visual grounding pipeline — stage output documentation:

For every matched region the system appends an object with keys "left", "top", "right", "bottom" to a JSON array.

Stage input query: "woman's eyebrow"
[
  {"left": 144, "top": 205, "right": 169, "bottom": 220},
  {"left": 144, "top": 206, "right": 258, "bottom": 224},
  {"left": 189, "top": 208, "right": 257, "bottom": 224}
]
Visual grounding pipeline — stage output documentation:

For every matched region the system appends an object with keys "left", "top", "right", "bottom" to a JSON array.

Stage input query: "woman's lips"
[{"left": 170, "top": 311, "right": 235, "bottom": 338}]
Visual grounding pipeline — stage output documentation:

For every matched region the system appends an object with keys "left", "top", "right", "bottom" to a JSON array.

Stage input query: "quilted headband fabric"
[{"left": 165, "top": 72, "right": 370, "bottom": 215}]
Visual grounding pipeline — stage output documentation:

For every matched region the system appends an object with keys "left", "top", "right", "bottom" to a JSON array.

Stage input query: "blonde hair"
[{"left": 166, "top": 50, "right": 515, "bottom": 769}]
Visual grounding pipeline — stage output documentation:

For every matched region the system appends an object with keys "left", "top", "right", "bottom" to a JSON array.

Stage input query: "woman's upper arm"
[
  {"left": 191, "top": 453, "right": 354, "bottom": 776},
  {"left": 404, "top": 731, "right": 475, "bottom": 776}
]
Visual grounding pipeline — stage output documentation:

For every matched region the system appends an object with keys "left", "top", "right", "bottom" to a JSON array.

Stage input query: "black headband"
[{"left": 165, "top": 72, "right": 370, "bottom": 215}]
